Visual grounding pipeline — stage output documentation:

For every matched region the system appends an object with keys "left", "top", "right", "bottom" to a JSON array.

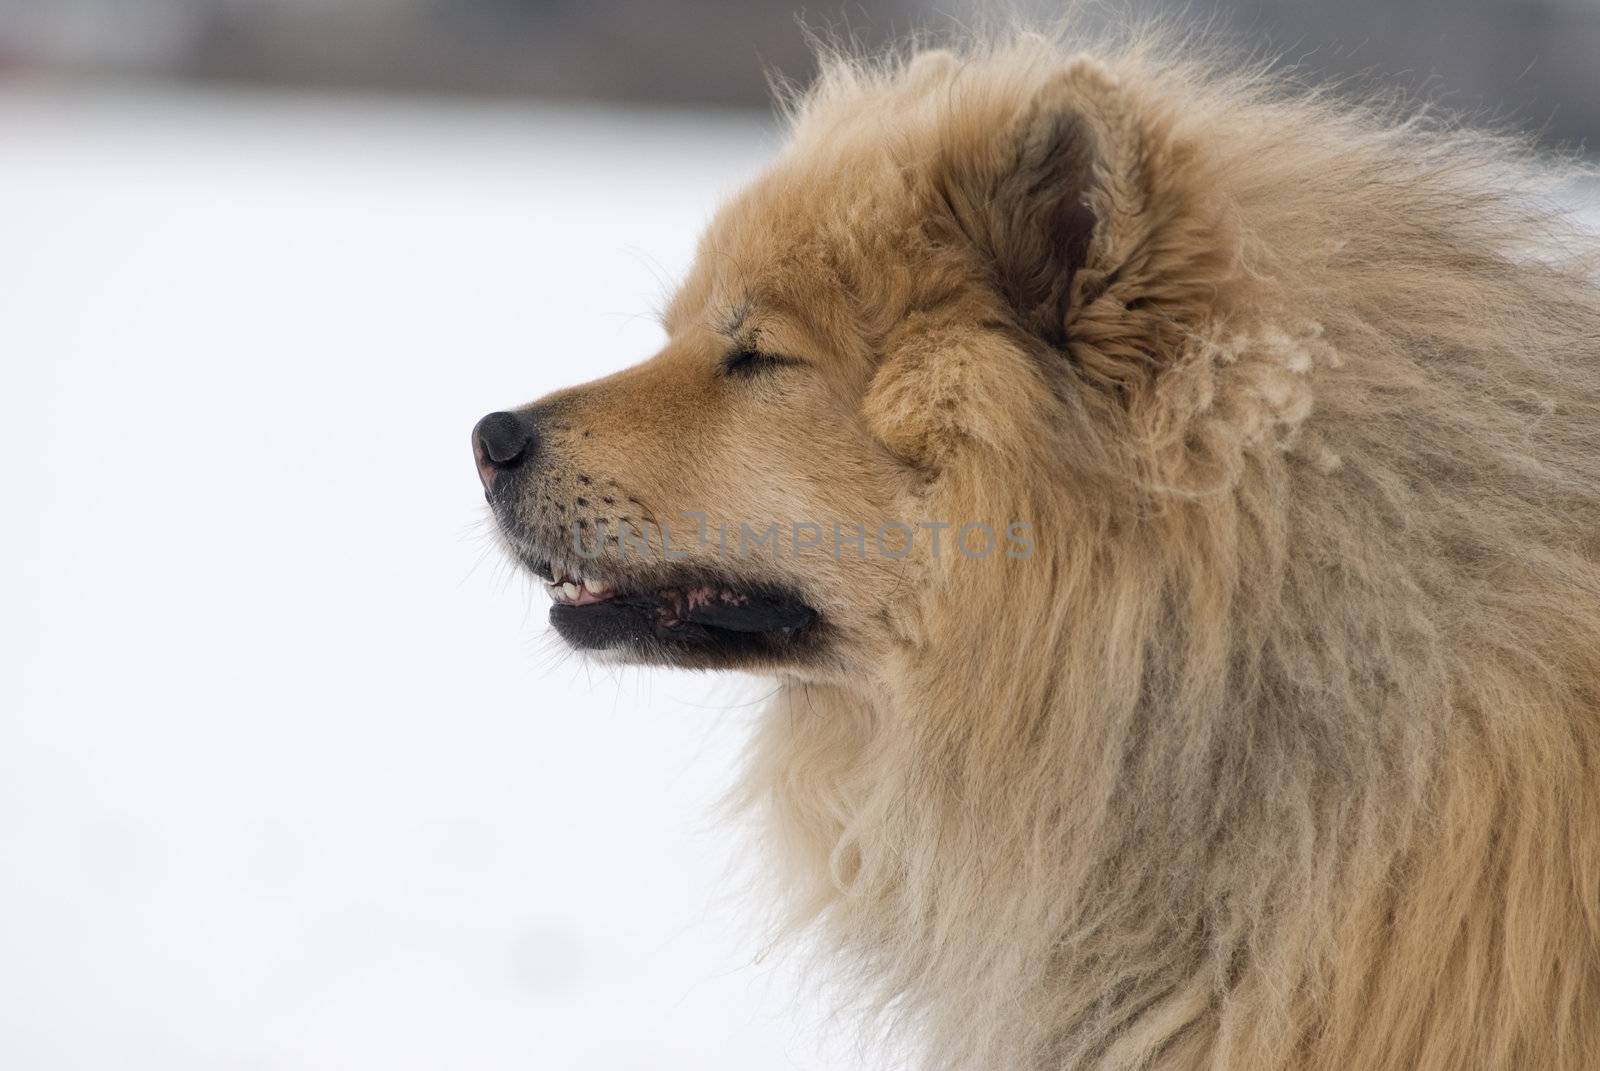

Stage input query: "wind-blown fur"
[{"left": 735, "top": 30, "right": 1600, "bottom": 1070}]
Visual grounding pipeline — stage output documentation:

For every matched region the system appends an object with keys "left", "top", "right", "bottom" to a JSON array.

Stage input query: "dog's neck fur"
[{"left": 749, "top": 508, "right": 1600, "bottom": 1069}]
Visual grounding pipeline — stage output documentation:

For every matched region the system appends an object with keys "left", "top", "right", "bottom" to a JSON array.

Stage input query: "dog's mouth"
[{"left": 524, "top": 557, "right": 822, "bottom": 668}]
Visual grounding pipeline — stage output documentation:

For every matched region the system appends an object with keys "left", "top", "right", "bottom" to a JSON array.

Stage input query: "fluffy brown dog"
[{"left": 475, "top": 30, "right": 1600, "bottom": 1070}]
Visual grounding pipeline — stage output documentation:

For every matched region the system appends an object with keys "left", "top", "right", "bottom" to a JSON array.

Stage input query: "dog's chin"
[{"left": 520, "top": 553, "right": 824, "bottom": 670}]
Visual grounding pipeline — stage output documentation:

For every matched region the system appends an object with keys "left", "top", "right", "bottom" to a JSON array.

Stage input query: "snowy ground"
[
  {"left": 1, "top": 84, "right": 1594, "bottom": 1071},
  {"left": 0, "top": 85, "right": 857, "bottom": 1071}
]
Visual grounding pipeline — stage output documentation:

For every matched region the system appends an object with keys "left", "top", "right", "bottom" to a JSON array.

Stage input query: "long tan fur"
[{"left": 725, "top": 29, "right": 1600, "bottom": 1071}]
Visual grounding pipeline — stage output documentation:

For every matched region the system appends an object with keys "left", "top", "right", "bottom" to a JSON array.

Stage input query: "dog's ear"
[
  {"left": 926, "top": 70, "right": 1100, "bottom": 351},
  {"left": 866, "top": 64, "right": 1123, "bottom": 469}
]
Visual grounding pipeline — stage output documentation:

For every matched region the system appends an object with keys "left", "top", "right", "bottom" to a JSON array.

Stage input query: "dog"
[{"left": 474, "top": 29, "right": 1600, "bottom": 1070}]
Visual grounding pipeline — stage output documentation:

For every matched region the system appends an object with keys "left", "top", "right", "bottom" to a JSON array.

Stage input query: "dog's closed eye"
[{"left": 722, "top": 349, "right": 804, "bottom": 378}]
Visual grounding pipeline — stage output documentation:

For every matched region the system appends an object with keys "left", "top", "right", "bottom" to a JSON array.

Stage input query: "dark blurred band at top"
[{"left": 0, "top": 0, "right": 1594, "bottom": 153}]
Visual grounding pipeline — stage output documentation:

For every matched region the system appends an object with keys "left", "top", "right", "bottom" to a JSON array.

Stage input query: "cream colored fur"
[{"left": 722, "top": 30, "right": 1600, "bottom": 1071}]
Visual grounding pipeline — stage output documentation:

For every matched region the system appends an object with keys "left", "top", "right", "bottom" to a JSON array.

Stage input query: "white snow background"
[
  {"left": 0, "top": 87, "right": 864, "bottom": 1071},
  {"left": 0, "top": 85, "right": 1593, "bottom": 1071}
]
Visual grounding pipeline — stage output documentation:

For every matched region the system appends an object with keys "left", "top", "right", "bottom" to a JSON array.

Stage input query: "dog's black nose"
[{"left": 472, "top": 410, "right": 537, "bottom": 487}]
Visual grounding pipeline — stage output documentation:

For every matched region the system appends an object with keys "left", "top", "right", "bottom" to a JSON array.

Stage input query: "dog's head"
[{"left": 474, "top": 52, "right": 1173, "bottom": 681}]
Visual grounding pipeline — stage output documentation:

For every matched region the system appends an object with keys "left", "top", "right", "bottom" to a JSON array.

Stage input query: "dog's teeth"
[
  {"left": 583, "top": 578, "right": 611, "bottom": 595},
  {"left": 561, "top": 582, "right": 580, "bottom": 600}
]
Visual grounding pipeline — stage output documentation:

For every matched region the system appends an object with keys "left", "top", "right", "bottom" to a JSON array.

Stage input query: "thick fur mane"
[{"left": 737, "top": 28, "right": 1600, "bottom": 1071}]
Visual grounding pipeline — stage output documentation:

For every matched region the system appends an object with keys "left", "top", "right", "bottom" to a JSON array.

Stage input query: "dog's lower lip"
[{"left": 544, "top": 575, "right": 820, "bottom": 660}]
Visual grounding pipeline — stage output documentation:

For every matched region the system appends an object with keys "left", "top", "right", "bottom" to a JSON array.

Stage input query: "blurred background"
[
  {"left": 1, "top": 0, "right": 1598, "bottom": 146},
  {"left": 1, "top": 3, "right": 1594, "bottom": 1071}
]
